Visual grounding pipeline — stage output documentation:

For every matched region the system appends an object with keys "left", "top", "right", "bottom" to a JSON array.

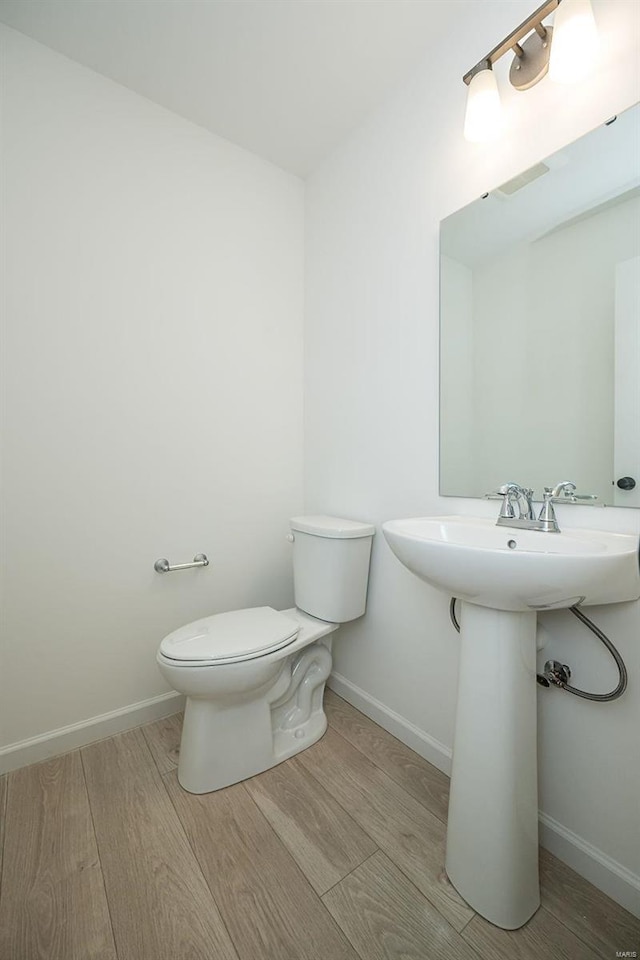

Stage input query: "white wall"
[
  {"left": 305, "top": 0, "right": 640, "bottom": 912},
  {"left": 0, "top": 26, "right": 304, "bottom": 756}
]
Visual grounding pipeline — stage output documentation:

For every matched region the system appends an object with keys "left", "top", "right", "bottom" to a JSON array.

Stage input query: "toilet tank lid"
[{"left": 289, "top": 515, "right": 375, "bottom": 539}]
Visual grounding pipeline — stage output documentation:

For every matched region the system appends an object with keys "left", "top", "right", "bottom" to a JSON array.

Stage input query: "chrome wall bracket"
[{"left": 154, "top": 553, "right": 209, "bottom": 573}]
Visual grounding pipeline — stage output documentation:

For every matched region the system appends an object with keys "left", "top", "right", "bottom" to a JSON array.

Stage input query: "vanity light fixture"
[{"left": 463, "top": 0, "right": 600, "bottom": 142}]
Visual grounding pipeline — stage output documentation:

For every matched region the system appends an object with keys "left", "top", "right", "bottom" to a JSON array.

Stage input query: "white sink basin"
[{"left": 382, "top": 515, "right": 640, "bottom": 611}]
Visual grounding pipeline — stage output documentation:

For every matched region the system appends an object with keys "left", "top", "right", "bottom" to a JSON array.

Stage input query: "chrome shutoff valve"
[{"left": 543, "top": 659, "right": 572, "bottom": 688}]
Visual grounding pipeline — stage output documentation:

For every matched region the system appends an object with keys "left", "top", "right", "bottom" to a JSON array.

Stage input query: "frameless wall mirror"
[{"left": 440, "top": 102, "right": 640, "bottom": 508}]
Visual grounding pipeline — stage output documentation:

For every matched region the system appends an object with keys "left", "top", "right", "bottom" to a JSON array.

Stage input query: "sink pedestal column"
[{"left": 445, "top": 602, "right": 540, "bottom": 929}]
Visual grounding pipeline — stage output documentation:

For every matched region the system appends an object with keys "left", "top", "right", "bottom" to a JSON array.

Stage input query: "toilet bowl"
[{"left": 156, "top": 516, "right": 374, "bottom": 794}]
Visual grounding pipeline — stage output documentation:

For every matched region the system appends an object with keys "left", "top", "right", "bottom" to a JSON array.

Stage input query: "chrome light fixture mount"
[{"left": 463, "top": 0, "right": 559, "bottom": 93}]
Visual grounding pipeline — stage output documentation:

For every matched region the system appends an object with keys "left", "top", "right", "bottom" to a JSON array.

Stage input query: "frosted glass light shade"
[
  {"left": 549, "top": 0, "right": 600, "bottom": 83},
  {"left": 464, "top": 68, "right": 503, "bottom": 143}
]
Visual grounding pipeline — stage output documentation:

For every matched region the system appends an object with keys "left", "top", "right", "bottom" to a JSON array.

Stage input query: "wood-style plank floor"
[{"left": 1, "top": 689, "right": 638, "bottom": 960}]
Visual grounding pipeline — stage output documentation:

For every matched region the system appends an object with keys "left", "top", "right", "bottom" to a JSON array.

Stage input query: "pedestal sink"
[{"left": 382, "top": 516, "right": 640, "bottom": 929}]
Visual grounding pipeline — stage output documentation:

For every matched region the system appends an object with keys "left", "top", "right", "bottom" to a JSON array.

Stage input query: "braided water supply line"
[{"left": 449, "top": 598, "right": 627, "bottom": 702}]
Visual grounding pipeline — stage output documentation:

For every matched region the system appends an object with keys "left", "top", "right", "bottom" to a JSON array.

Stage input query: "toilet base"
[{"left": 177, "top": 637, "right": 333, "bottom": 794}]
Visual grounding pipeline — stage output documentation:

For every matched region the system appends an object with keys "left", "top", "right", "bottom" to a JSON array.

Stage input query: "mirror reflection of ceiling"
[{"left": 441, "top": 106, "right": 640, "bottom": 268}]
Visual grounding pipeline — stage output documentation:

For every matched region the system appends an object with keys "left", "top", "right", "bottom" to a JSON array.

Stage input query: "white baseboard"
[
  {"left": 328, "top": 671, "right": 453, "bottom": 775},
  {"left": 539, "top": 813, "right": 640, "bottom": 918},
  {"left": 328, "top": 670, "right": 640, "bottom": 919},
  {"left": 0, "top": 691, "right": 185, "bottom": 775}
]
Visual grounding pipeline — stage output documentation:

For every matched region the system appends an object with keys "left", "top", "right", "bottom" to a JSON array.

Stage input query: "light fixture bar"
[{"left": 463, "top": 0, "right": 560, "bottom": 84}]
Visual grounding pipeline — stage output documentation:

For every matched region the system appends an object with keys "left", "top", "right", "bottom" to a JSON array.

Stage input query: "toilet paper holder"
[{"left": 154, "top": 553, "right": 209, "bottom": 574}]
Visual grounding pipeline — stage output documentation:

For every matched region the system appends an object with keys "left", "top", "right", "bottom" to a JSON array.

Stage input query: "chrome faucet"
[{"left": 491, "top": 480, "right": 597, "bottom": 533}]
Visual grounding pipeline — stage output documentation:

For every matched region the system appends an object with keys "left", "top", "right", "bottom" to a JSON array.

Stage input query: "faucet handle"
[
  {"left": 547, "top": 481, "right": 576, "bottom": 498},
  {"left": 544, "top": 482, "right": 598, "bottom": 505}
]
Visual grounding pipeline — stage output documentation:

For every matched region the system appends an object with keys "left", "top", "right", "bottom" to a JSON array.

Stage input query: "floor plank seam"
[
  {"left": 79, "top": 748, "right": 121, "bottom": 960},
  {"left": 238, "top": 776, "right": 353, "bottom": 891},
  {"left": 457, "top": 912, "right": 476, "bottom": 935},
  {"left": 237, "top": 780, "right": 371, "bottom": 957},
  {"left": 140, "top": 721, "right": 174, "bottom": 779},
  {"left": 160, "top": 770, "right": 242, "bottom": 960},
  {"left": 541, "top": 897, "right": 626, "bottom": 960},
  {"left": 319, "top": 848, "right": 382, "bottom": 899},
  {"left": 316, "top": 907, "right": 370, "bottom": 960},
  {"left": 298, "top": 736, "right": 477, "bottom": 937},
  {"left": 325, "top": 713, "right": 450, "bottom": 826},
  {"left": 294, "top": 744, "right": 383, "bottom": 853},
  {"left": 243, "top": 750, "right": 378, "bottom": 872},
  {"left": 386, "top": 853, "right": 473, "bottom": 936},
  {"left": 456, "top": 925, "right": 486, "bottom": 960}
]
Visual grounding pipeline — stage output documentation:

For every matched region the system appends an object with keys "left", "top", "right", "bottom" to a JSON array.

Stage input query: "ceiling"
[{"left": 0, "top": 0, "right": 469, "bottom": 177}]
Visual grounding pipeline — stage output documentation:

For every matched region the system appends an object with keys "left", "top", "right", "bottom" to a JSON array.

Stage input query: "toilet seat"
[{"left": 159, "top": 606, "right": 300, "bottom": 665}]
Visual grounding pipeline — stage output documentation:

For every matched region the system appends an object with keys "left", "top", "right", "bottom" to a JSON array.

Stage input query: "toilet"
[{"left": 157, "top": 515, "right": 375, "bottom": 793}]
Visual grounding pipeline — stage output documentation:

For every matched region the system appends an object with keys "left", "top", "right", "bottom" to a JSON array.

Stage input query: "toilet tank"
[{"left": 289, "top": 516, "right": 375, "bottom": 623}]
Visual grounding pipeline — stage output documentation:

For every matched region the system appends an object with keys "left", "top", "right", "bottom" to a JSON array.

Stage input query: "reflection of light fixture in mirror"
[
  {"left": 462, "top": 0, "right": 600, "bottom": 142},
  {"left": 464, "top": 62, "right": 503, "bottom": 143},
  {"left": 549, "top": 0, "right": 600, "bottom": 83}
]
